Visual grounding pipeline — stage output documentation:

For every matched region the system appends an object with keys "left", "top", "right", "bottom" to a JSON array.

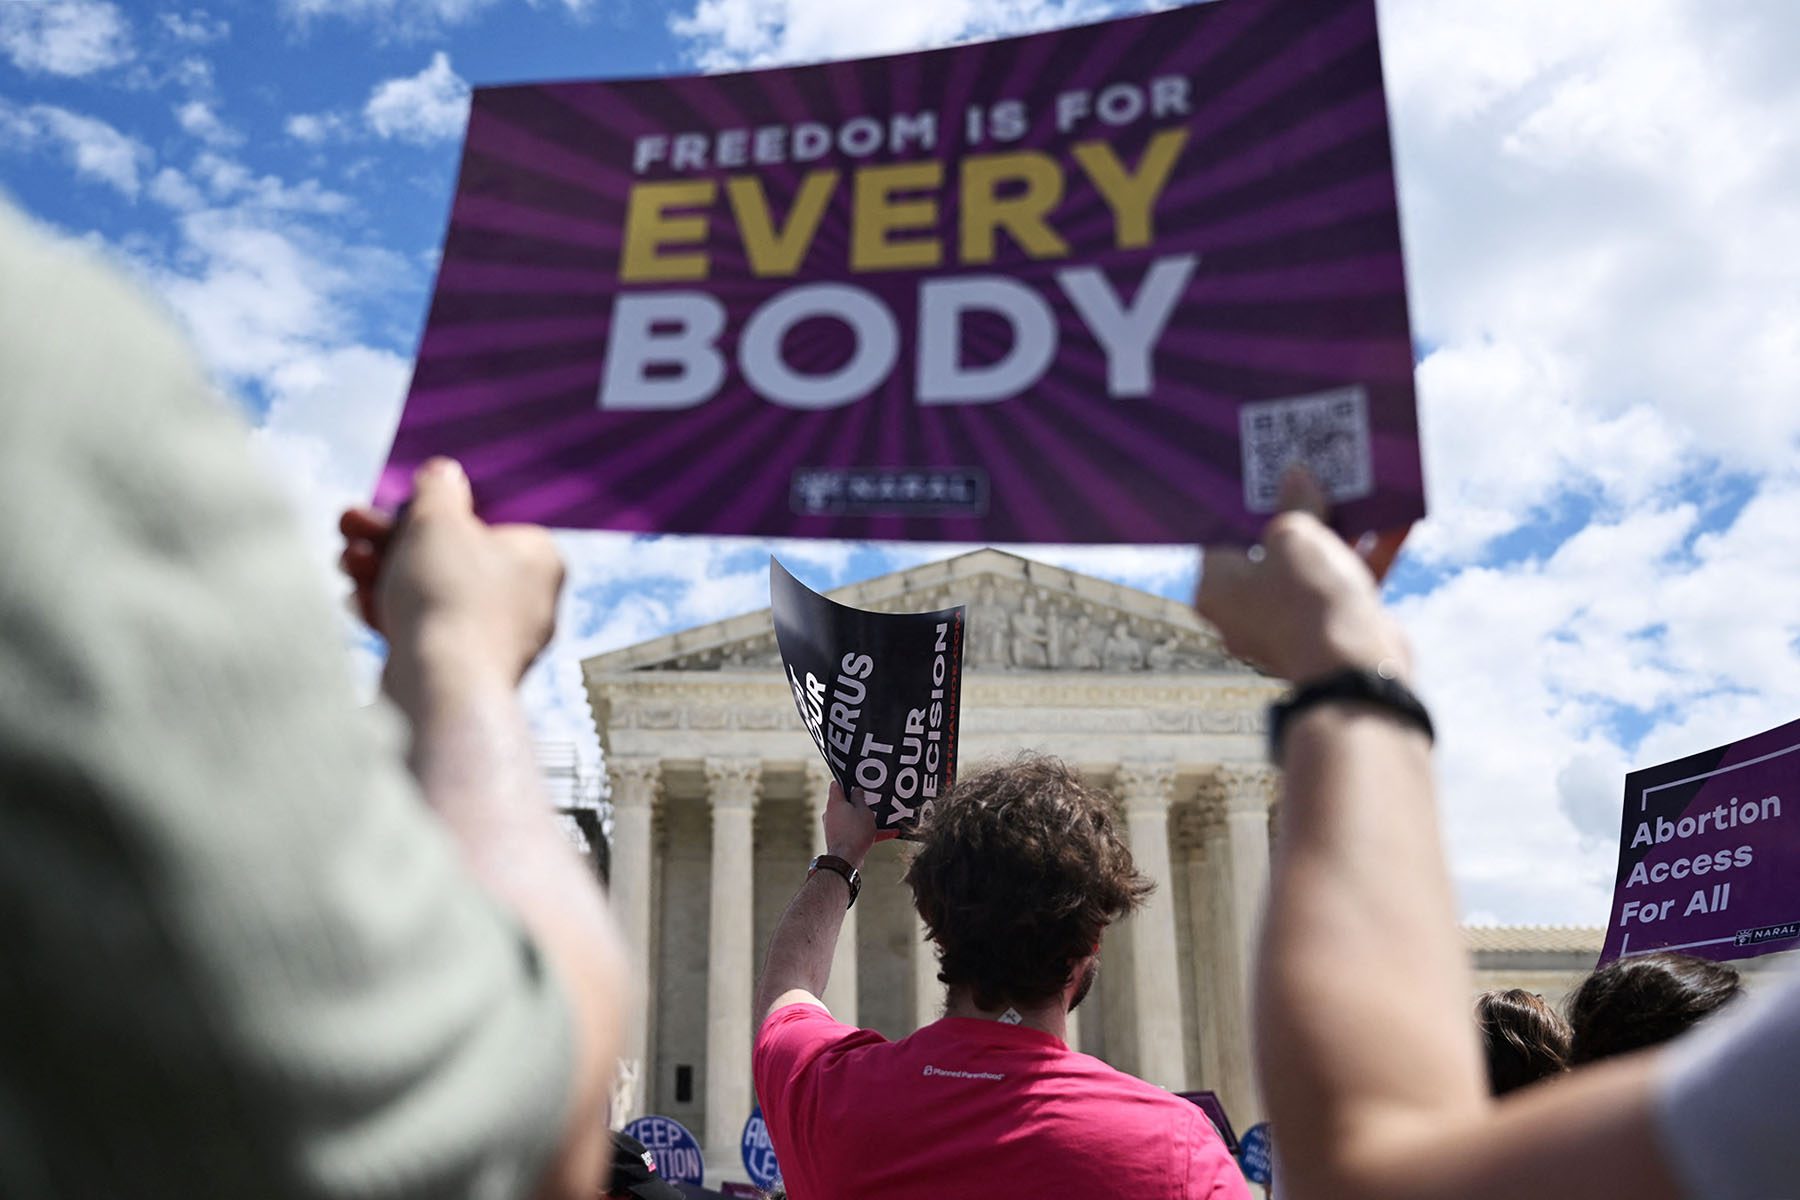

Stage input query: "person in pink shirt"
[{"left": 752, "top": 756, "right": 1250, "bottom": 1200}]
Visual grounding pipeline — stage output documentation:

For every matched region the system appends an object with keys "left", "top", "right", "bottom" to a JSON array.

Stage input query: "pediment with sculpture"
[{"left": 583, "top": 549, "right": 1246, "bottom": 677}]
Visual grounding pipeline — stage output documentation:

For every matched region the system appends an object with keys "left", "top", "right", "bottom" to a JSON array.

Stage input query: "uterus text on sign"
[
  {"left": 789, "top": 632, "right": 956, "bottom": 829},
  {"left": 772, "top": 559, "right": 964, "bottom": 838}
]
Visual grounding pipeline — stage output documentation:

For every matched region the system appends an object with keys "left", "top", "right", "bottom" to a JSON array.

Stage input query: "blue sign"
[
  {"left": 1239, "top": 1122, "right": 1273, "bottom": 1187},
  {"left": 624, "top": 1115, "right": 705, "bottom": 1187},
  {"left": 740, "top": 1106, "right": 782, "bottom": 1191}
]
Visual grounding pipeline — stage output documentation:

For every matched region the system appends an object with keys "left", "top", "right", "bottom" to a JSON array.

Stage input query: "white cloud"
[
  {"left": 1382, "top": 0, "right": 1800, "bottom": 564},
  {"left": 175, "top": 100, "right": 242, "bottom": 149},
  {"left": 91, "top": 160, "right": 418, "bottom": 630},
  {"left": 284, "top": 0, "right": 497, "bottom": 25},
  {"left": 147, "top": 166, "right": 205, "bottom": 211},
  {"left": 1396, "top": 481, "right": 1800, "bottom": 924},
  {"left": 253, "top": 343, "right": 413, "bottom": 559},
  {"left": 188, "top": 150, "right": 353, "bottom": 214},
  {"left": 1361, "top": 3, "right": 1800, "bottom": 927},
  {"left": 154, "top": 212, "right": 355, "bottom": 377},
  {"left": 2, "top": 135, "right": 417, "bottom": 717},
  {"left": 364, "top": 52, "right": 470, "bottom": 144},
  {"left": 149, "top": 206, "right": 401, "bottom": 381},
  {"left": 0, "top": 0, "right": 133, "bottom": 76},
  {"left": 246, "top": 345, "right": 410, "bottom": 706},
  {"left": 286, "top": 111, "right": 354, "bottom": 144},
  {"left": 281, "top": 0, "right": 596, "bottom": 28},
  {"left": 1370, "top": 0, "right": 1800, "bottom": 921},
  {"left": 158, "top": 10, "right": 230, "bottom": 44},
  {"left": 259, "top": 345, "right": 411, "bottom": 491},
  {"left": 672, "top": 0, "right": 1114, "bottom": 69},
  {"left": 169, "top": 54, "right": 214, "bottom": 91},
  {"left": 1407, "top": 343, "right": 1689, "bottom": 562},
  {"left": 0, "top": 101, "right": 151, "bottom": 197}
]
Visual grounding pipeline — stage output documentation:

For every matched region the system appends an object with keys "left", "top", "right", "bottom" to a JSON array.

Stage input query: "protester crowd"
[
  {"left": 1476, "top": 953, "right": 1745, "bottom": 1099},
  {"left": 7, "top": 194, "right": 1800, "bottom": 1200}
]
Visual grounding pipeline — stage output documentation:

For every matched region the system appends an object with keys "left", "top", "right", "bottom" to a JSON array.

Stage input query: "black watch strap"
[
  {"left": 1268, "top": 666, "right": 1434, "bottom": 765},
  {"left": 808, "top": 854, "right": 861, "bottom": 908}
]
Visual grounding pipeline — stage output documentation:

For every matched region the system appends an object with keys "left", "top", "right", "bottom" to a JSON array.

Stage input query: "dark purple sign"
[
  {"left": 376, "top": 0, "right": 1423, "bottom": 547},
  {"left": 1177, "top": 1090, "right": 1239, "bottom": 1156},
  {"left": 1599, "top": 716, "right": 1800, "bottom": 966}
]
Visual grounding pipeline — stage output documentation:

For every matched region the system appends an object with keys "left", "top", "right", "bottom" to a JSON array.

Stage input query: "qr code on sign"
[{"left": 1239, "top": 386, "right": 1375, "bottom": 513}]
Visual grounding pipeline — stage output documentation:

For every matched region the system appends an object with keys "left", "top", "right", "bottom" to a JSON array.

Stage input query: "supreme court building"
[{"left": 586, "top": 548, "right": 1287, "bottom": 1164}]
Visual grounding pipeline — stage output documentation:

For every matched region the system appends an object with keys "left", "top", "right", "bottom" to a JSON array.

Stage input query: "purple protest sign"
[
  {"left": 1599, "top": 716, "right": 1800, "bottom": 966},
  {"left": 376, "top": 0, "right": 1424, "bottom": 550}
]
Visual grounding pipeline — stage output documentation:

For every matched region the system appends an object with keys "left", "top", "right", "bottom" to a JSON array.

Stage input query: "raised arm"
[
  {"left": 754, "top": 782, "right": 878, "bottom": 1024},
  {"left": 343, "top": 462, "right": 626, "bottom": 1200},
  {"left": 1196, "top": 481, "right": 1682, "bottom": 1200}
]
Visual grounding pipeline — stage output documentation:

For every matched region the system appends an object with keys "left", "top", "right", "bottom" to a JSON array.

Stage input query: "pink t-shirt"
[{"left": 754, "top": 1004, "right": 1251, "bottom": 1200}]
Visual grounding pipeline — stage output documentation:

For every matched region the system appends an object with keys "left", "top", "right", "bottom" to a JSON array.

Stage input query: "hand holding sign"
[
  {"left": 1195, "top": 469, "right": 1410, "bottom": 685},
  {"left": 822, "top": 780, "right": 887, "bottom": 865},
  {"left": 339, "top": 459, "right": 565, "bottom": 691}
]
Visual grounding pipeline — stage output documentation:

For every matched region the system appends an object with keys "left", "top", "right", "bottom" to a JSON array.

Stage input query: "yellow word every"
[{"left": 619, "top": 129, "right": 1189, "bottom": 282}]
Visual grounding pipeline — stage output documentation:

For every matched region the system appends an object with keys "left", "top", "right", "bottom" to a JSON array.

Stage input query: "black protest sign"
[{"left": 771, "top": 558, "right": 964, "bottom": 839}]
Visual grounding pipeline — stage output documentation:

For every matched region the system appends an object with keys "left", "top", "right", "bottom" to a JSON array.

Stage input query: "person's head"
[
  {"left": 1566, "top": 953, "right": 1743, "bottom": 1064},
  {"left": 904, "top": 754, "right": 1153, "bottom": 1013},
  {"left": 603, "top": 1131, "right": 684, "bottom": 1199},
  {"left": 1475, "top": 989, "right": 1571, "bottom": 1095}
]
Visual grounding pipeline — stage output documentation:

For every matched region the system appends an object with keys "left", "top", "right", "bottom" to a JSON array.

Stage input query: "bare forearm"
[
  {"left": 389, "top": 639, "right": 625, "bottom": 1199},
  {"left": 1257, "top": 704, "right": 1482, "bottom": 1194},
  {"left": 388, "top": 642, "right": 560, "bottom": 890},
  {"left": 1258, "top": 707, "right": 1683, "bottom": 1200},
  {"left": 756, "top": 872, "right": 851, "bottom": 1019},
  {"left": 1198, "top": 497, "right": 1685, "bottom": 1200}
]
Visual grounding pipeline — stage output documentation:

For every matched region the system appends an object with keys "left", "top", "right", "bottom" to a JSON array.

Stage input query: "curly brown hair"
[{"left": 904, "top": 754, "right": 1153, "bottom": 1011}]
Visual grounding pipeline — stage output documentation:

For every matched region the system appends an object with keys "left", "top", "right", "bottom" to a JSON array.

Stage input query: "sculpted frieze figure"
[
  {"left": 968, "top": 582, "right": 1012, "bottom": 668},
  {"left": 1065, "top": 614, "right": 1103, "bottom": 670},
  {"left": 1102, "top": 621, "right": 1146, "bottom": 672},
  {"left": 1148, "top": 636, "right": 1179, "bottom": 672},
  {"left": 1010, "top": 593, "right": 1051, "bottom": 669}
]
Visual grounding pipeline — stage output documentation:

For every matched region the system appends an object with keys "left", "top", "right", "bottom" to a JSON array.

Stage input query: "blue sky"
[{"left": 3, "top": 0, "right": 1797, "bottom": 925}]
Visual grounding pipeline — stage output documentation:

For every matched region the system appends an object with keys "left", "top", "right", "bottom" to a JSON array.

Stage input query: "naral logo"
[
  {"left": 792, "top": 469, "right": 988, "bottom": 517},
  {"left": 1736, "top": 921, "right": 1800, "bottom": 947}
]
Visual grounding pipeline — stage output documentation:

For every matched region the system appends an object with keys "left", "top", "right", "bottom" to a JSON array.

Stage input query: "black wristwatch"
[
  {"left": 1268, "top": 665, "right": 1434, "bottom": 765},
  {"left": 808, "top": 854, "right": 861, "bottom": 908}
]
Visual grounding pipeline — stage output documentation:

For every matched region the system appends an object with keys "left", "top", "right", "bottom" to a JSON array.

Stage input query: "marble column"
[
  {"left": 704, "top": 757, "right": 761, "bottom": 1158},
  {"left": 805, "top": 760, "right": 859, "bottom": 1025},
  {"left": 1208, "top": 763, "right": 1278, "bottom": 1127},
  {"left": 1117, "top": 761, "right": 1188, "bottom": 1092},
  {"left": 1178, "top": 808, "right": 1223, "bottom": 1093},
  {"left": 1198, "top": 797, "right": 1241, "bottom": 1107},
  {"left": 607, "top": 756, "right": 662, "bottom": 1122}
]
